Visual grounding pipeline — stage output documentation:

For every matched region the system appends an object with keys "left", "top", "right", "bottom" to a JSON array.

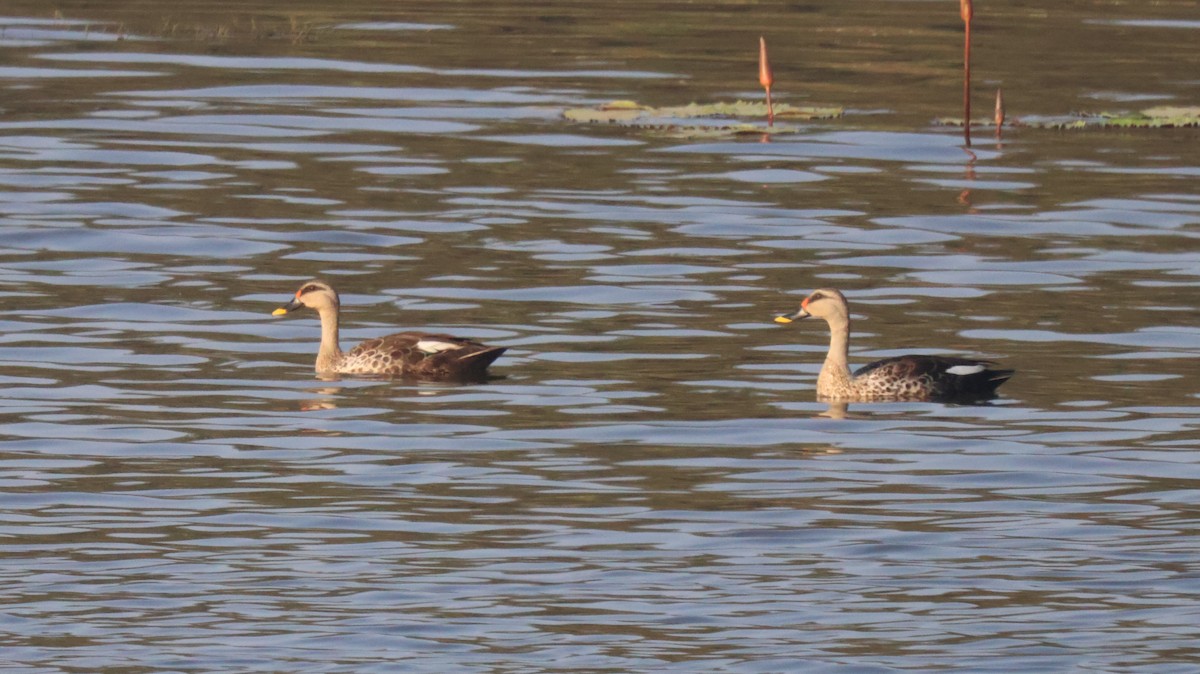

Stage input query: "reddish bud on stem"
[
  {"left": 758, "top": 36, "right": 774, "bottom": 90},
  {"left": 994, "top": 88, "right": 1004, "bottom": 139},
  {"left": 759, "top": 36, "right": 775, "bottom": 127}
]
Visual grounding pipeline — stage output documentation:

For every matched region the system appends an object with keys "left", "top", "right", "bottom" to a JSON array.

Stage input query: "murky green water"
[{"left": 1, "top": 1, "right": 1198, "bottom": 671}]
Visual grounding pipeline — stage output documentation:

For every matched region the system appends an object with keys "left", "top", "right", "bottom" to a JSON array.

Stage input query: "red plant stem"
[{"left": 961, "top": 0, "right": 973, "bottom": 147}]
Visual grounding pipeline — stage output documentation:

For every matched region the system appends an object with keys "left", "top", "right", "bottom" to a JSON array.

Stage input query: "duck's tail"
[{"left": 456, "top": 346, "right": 507, "bottom": 378}]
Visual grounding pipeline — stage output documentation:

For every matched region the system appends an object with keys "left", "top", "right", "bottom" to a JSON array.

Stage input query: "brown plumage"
[
  {"left": 272, "top": 280, "right": 505, "bottom": 380},
  {"left": 775, "top": 288, "right": 1012, "bottom": 402}
]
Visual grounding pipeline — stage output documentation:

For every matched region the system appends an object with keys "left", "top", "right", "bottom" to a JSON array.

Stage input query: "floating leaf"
[
  {"left": 563, "top": 99, "right": 843, "bottom": 138},
  {"left": 659, "top": 123, "right": 800, "bottom": 140},
  {"left": 654, "top": 101, "right": 841, "bottom": 120},
  {"left": 598, "top": 100, "right": 644, "bottom": 110},
  {"left": 933, "top": 117, "right": 995, "bottom": 128},
  {"left": 563, "top": 106, "right": 646, "bottom": 124}
]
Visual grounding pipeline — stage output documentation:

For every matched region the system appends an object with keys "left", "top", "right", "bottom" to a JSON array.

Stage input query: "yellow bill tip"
[
  {"left": 272, "top": 307, "right": 289, "bottom": 316},
  {"left": 774, "top": 315, "right": 793, "bottom": 324}
]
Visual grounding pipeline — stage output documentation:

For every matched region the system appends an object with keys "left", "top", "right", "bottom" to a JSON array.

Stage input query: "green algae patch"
[
  {"left": 935, "top": 105, "right": 1200, "bottom": 130},
  {"left": 1079, "top": 106, "right": 1200, "bottom": 129}
]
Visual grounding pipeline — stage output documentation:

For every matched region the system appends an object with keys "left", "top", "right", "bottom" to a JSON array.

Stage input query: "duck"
[
  {"left": 774, "top": 288, "right": 1012, "bottom": 401},
  {"left": 271, "top": 280, "right": 506, "bottom": 380}
]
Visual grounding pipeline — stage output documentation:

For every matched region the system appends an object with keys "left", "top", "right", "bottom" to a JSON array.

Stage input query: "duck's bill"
[
  {"left": 272, "top": 298, "right": 303, "bottom": 316},
  {"left": 774, "top": 309, "right": 810, "bottom": 324}
]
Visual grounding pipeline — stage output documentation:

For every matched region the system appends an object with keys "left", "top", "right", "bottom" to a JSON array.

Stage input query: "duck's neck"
[
  {"left": 817, "top": 315, "right": 855, "bottom": 398},
  {"left": 314, "top": 306, "right": 343, "bottom": 372}
]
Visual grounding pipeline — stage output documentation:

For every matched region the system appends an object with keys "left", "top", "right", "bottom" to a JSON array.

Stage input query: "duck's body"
[
  {"left": 272, "top": 280, "right": 505, "bottom": 380},
  {"left": 331, "top": 332, "right": 506, "bottom": 379},
  {"left": 842, "top": 354, "right": 1011, "bottom": 401},
  {"left": 775, "top": 288, "right": 1012, "bottom": 402}
]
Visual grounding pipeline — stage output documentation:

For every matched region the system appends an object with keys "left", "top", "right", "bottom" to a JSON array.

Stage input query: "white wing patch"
[
  {"left": 416, "top": 339, "right": 466, "bottom": 355},
  {"left": 946, "top": 364, "right": 985, "bottom": 376}
]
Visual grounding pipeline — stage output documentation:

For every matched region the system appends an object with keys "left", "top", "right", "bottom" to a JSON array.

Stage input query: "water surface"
[{"left": 1, "top": 1, "right": 1198, "bottom": 671}]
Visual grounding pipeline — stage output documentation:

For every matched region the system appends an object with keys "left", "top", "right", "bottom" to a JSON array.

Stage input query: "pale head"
[
  {"left": 272, "top": 279, "right": 340, "bottom": 316},
  {"left": 774, "top": 288, "right": 849, "bottom": 325}
]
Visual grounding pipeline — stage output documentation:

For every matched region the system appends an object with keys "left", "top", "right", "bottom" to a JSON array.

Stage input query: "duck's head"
[
  {"left": 774, "top": 288, "right": 848, "bottom": 324},
  {"left": 272, "top": 280, "right": 339, "bottom": 316}
]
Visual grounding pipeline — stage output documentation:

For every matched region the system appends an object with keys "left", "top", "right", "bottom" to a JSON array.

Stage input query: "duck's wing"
[
  {"left": 855, "top": 355, "right": 1013, "bottom": 401},
  {"left": 343, "top": 331, "right": 506, "bottom": 380}
]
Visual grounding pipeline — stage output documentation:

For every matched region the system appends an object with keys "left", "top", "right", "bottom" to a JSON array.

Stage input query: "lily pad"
[
  {"left": 935, "top": 105, "right": 1200, "bottom": 130},
  {"left": 563, "top": 99, "right": 843, "bottom": 138}
]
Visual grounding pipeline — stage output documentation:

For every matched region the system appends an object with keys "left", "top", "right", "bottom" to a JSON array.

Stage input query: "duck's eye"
[
  {"left": 300, "top": 284, "right": 320, "bottom": 295},
  {"left": 809, "top": 292, "right": 825, "bottom": 302}
]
